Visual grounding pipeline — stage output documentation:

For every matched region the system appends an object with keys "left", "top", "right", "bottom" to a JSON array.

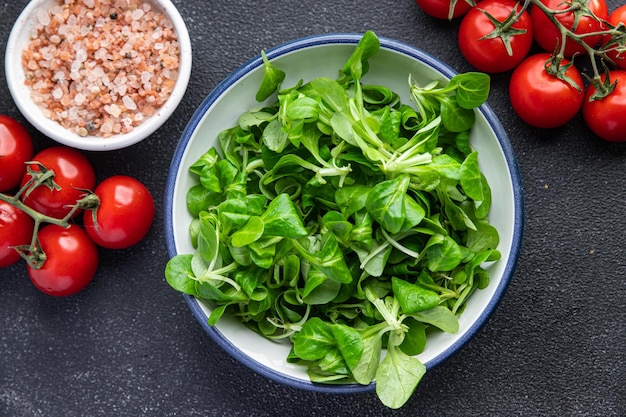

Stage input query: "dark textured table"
[{"left": 1, "top": 1, "right": 625, "bottom": 416}]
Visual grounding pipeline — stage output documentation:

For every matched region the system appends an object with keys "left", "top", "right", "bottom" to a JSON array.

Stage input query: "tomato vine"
[
  {"left": 1, "top": 119, "right": 154, "bottom": 295},
  {"left": 417, "top": 0, "right": 626, "bottom": 140}
]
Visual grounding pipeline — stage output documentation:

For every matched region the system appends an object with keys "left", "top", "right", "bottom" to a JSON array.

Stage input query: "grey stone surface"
[{"left": 1, "top": 1, "right": 624, "bottom": 416}]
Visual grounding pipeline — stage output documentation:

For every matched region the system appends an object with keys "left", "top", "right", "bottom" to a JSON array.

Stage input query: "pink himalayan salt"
[{"left": 22, "top": 0, "right": 180, "bottom": 138}]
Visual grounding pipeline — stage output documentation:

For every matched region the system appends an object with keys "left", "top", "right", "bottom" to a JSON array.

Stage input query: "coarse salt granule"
[
  {"left": 122, "top": 96, "right": 138, "bottom": 111},
  {"left": 74, "top": 93, "right": 86, "bottom": 106},
  {"left": 22, "top": 0, "right": 181, "bottom": 138},
  {"left": 37, "top": 10, "right": 50, "bottom": 26},
  {"left": 52, "top": 87, "right": 63, "bottom": 100}
]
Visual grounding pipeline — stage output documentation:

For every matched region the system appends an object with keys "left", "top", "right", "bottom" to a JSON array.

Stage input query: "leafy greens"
[{"left": 165, "top": 31, "right": 499, "bottom": 409}]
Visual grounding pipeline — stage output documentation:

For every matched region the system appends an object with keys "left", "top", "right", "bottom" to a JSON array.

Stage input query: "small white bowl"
[
  {"left": 164, "top": 33, "right": 524, "bottom": 394},
  {"left": 5, "top": 0, "right": 192, "bottom": 151}
]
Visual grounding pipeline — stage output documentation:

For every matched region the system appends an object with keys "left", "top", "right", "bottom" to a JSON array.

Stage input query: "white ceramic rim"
[
  {"left": 4, "top": 0, "right": 192, "bottom": 151},
  {"left": 164, "top": 33, "right": 525, "bottom": 394}
]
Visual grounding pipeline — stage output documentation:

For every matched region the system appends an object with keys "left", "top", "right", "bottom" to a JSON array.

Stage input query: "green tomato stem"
[
  {"left": 527, "top": 0, "right": 618, "bottom": 95},
  {"left": 0, "top": 192, "right": 69, "bottom": 229}
]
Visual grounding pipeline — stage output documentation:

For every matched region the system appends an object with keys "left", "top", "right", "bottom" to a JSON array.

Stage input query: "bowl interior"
[
  {"left": 165, "top": 34, "right": 523, "bottom": 392},
  {"left": 5, "top": 0, "right": 192, "bottom": 151}
]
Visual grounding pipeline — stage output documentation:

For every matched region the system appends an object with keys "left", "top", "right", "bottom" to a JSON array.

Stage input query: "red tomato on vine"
[
  {"left": 0, "top": 200, "right": 34, "bottom": 268},
  {"left": 530, "top": 0, "right": 609, "bottom": 57},
  {"left": 83, "top": 175, "right": 155, "bottom": 249},
  {"left": 603, "top": 5, "right": 626, "bottom": 70},
  {"left": 508, "top": 53, "right": 584, "bottom": 129},
  {"left": 0, "top": 115, "right": 33, "bottom": 193},
  {"left": 583, "top": 70, "right": 626, "bottom": 142},
  {"left": 458, "top": 0, "right": 534, "bottom": 73},
  {"left": 416, "top": 0, "right": 477, "bottom": 20},
  {"left": 20, "top": 146, "right": 96, "bottom": 220},
  {"left": 27, "top": 224, "right": 98, "bottom": 297}
]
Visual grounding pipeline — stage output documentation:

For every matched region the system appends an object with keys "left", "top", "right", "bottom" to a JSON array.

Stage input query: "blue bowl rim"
[{"left": 164, "top": 32, "right": 525, "bottom": 394}]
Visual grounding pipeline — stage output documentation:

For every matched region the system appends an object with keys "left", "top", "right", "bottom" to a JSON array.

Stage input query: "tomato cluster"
[
  {"left": 0, "top": 116, "right": 155, "bottom": 296},
  {"left": 416, "top": 0, "right": 626, "bottom": 142}
]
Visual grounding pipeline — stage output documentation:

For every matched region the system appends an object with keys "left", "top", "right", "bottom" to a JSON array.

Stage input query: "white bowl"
[
  {"left": 164, "top": 33, "right": 524, "bottom": 393},
  {"left": 5, "top": 0, "right": 192, "bottom": 151}
]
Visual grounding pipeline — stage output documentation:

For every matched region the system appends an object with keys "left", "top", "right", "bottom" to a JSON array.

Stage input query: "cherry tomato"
[
  {"left": 0, "top": 115, "right": 34, "bottom": 193},
  {"left": 508, "top": 53, "right": 585, "bottom": 129},
  {"left": 458, "top": 0, "right": 533, "bottom": 73},
  {"left": 531, "top": 0, "right": 609, "bottom": 57},
  {"left": 21, "top": 146, "right": 96, "bottom": 219},
  {"left": 83, "top": 175, "right": 155, "bottom": 249},
  {"left": 0, "top": 200, "right": 34, "bottom": 268},
  {"left": 583, "top": 70, "right": 626, "bottom": 142},
  {"left": 416, "top": 0, "right": 477, "bottom": 20},
  {"left": 603, "top": 5, "right": 626, "bottom": 70},
  {"left": 27, "top": 224, "right": 98, "bottom": 296}
]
